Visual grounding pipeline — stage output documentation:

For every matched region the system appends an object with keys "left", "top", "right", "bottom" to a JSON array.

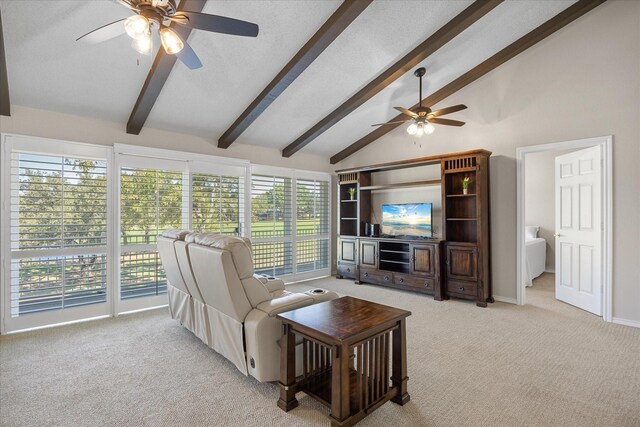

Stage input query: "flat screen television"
[{"left": 381, "top": 203, "right": 433, "bottom": 237}]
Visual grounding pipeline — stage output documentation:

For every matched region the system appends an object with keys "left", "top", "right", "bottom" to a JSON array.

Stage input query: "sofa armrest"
[
  {"left": 255, "top": 274, "right": 285, "bottom": 293},
  {"left": 256, "top": 292, "right": 314, "bottom": 317}
]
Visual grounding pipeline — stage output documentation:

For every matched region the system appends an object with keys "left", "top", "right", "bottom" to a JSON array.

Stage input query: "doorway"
[{"left": 516, "top": 136, "right": 612, "bottom": 321}]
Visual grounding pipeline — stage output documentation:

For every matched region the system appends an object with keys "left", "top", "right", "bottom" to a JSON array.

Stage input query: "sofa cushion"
[
  {"left": 192, "top": 233, "right": 254, "bottom": 279},
  {"left": 162, "top": 229, "right": 192, "bottom": 240}
]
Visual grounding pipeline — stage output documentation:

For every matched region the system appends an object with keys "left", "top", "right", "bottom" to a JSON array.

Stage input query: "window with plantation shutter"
[
  {"left": 251, "top": 174, "right": 293, "bottom": 276},
  {"left": 8, "top": 152, "right": 108, "bottom": 316},
  {"left": 296, "top": 179, "right": 330, "bottom": 273},
  {"left": 119, "top": 167, "right": 186, "bottom": 300},
  {"left": 191, "top": 173, "right": 244, "bottom": 235}
]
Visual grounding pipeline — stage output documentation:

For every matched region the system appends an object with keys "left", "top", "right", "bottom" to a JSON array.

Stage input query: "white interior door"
[{"left": 555, "top": 146, "right": 602, "bottom": 315}]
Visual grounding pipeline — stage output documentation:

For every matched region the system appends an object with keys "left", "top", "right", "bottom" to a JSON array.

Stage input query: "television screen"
[{"left": 381, "top": 203, "right": 432, "bottom": 237}]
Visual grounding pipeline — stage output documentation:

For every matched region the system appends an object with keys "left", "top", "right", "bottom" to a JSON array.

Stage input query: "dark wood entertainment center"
[{"left": 336, "top": 149, "right": 493, "bottom": 307}]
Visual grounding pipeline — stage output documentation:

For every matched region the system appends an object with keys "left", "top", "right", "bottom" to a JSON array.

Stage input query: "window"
[
  {"left": 3, "top": 137, "right": 111, "bottom": 332},
  {"left": 119, "top": 167, "right": 185, "bottom": 300},
  {"left": 250, "top": 170, "right": 330, "bottom": 279},
  {"left": 296, "top": 179, "right": 330, "bottom": 273},
  {"left": 251, "top": 174, "right": 293, "bottom": 276},
  {"left": 191, "top": 173, "right": 244, "bottom": 235}
]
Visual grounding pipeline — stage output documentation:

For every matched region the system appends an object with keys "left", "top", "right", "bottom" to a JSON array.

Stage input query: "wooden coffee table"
[{"left": 277, "top": 296, "right": 411, "bottom": 426}]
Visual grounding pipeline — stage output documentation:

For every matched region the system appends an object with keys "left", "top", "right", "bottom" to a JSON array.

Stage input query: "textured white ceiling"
[{"left": 1, "top": 0, "right": 577, "bottom": 158}]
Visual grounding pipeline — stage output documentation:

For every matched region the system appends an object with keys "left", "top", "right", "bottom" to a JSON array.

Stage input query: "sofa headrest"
[
  {"left": 191, "top": 233, "right": 254, "bottom": 279},
  {"left": 161, "top": 229, "right": 192, "bottom": 240}
]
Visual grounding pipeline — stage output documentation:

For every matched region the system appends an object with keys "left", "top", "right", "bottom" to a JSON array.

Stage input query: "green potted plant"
[
  {"left": 462, "top": 177, "right": 471, "bottom": 195},
  {"left": 348, "top": 187, "right": 356, "bottom": 200}
]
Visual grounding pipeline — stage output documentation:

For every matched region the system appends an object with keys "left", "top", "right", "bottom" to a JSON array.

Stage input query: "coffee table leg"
[
  {"left": 329, "top": 343, "right": 351, "bottom": 425},
  {"left": 277, "top": 323, "right": 298, "bottom": 412},
  {"left": 391, "top": 318, "right": 410, "bottom": 405}
]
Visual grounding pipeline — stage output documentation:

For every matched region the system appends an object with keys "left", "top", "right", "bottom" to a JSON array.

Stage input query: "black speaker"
[
  {"left": 364, "top": 222, "right": 371, "bottom": 236},
  {"left": 371, "top": 224, "right": 380, "bottom": 237}
]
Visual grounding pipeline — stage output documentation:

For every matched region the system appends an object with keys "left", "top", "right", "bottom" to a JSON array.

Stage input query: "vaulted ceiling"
[{"left": 1, "top": 0, "right": 601, "bottom": 163}]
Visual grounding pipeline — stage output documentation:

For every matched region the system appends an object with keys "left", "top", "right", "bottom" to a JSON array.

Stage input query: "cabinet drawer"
[
  {"left": 360, "top": 267, "right": 392, "bottom": 286},
  {"left": 393, "top": 273, "right": 435, "bottom": 292},
  {"left": 446, "top": 279, "right": 478, "bottom": 297},
  {"left": 337, "top": 264, "right": 356, "bottom": 279}
]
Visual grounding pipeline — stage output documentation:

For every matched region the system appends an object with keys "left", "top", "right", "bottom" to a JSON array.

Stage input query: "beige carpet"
[{"left": 1, "top": 274, "right": 639, "bottom": 427}]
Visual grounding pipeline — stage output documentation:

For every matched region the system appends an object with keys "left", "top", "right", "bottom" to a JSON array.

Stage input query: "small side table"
[{"left": 277, "top": 296, "right": 411, "bottom": 427}]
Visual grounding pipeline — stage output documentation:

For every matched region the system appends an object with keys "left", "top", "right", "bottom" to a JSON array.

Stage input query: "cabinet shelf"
[
  {"left": 341, "top": 217, "right": 358, "bottom": 221},
  {"left": 446, "top": 218, "right": 477, "bottom": 221},
  {"left": 340, "top": 199, "right": 358, "bottom": 203},
  {"left": 380, "top": 249, "right": 409, "bottom": 254},
  {"left": 379, "top": 259, "right": 410, "bottom": 265},
  {"left": 446, "top": 194, "right": 476, "bottom": 198}
]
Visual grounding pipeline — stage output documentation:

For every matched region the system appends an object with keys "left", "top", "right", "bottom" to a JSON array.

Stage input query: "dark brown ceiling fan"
[
  {"left": 373, "top": 67, "right": 467, "bottom": 136},
  {"left": 76, "top": 0, "right": 259, "bottom": 70}
]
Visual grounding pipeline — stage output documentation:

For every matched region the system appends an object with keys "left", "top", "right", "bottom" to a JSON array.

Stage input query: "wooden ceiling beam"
[
  {"left": 281, "top": 0, "right": 503, "bottom": 158},
  {"left": 126, "top": 0, "right": 206, "bottom": 135},
  {"left": 217, "top": 0, "right": 372, "bottom": 149},
  {"left": 0, "top": 8, "right": 10, "bottom": 116},
  {"left": 330, "top": 0, "right": 606, "bottom": 165}
]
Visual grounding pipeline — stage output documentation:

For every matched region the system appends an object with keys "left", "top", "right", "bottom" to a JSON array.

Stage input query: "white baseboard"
[
  {"left": 493, "top": 295, "right": 517, "bottom": 305},
  {"left": 612, "top": 317, "right": 640, "bottom": 329},
  {"left": 544, "top": 268, "right": 555, "bottom": 274}
]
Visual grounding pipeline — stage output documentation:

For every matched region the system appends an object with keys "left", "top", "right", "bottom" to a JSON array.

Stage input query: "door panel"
[
  {"left": 339, "top": 239, "right": 357, "bottom": 263},
  {"left": 446, "top": 245, "right": 477, "bottom": 281},
  {"left": 555, "top": 146, "right": 602, "bottom": 315},
  {"left": 411, "top": 244, "right": 435, "bottom": 276},
  {"left": 360, "top": 240, "right": 377, "bottom": 268}
]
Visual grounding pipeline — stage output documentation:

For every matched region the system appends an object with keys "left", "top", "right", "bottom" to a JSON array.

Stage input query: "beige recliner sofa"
[{"left": 157, "top": 230, "right": 338, "bottom": 382}]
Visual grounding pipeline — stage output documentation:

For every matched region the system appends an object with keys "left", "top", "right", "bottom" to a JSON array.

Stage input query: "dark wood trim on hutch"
[
  {"left": 336, "top": 149, "right": 492, "bottom": 307},
  {"left": 218, "top": 0, "right": 373, "bottom": 149},
  {"left": 281, "top": 0, "right": 502, "bottom": 158},
  {"left": 329, "top": 0, "right": 607, "bottom": 164}
]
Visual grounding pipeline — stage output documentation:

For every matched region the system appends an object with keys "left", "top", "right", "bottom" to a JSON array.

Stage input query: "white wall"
[
  {"left": 524, "top": 149, "right": 573, "bottom": 271},
  {"left": 335, "top": 1, "right": 640, "bottom": 323},
  {"left": 0, "top": 106, "right": 334, "bottom": 173}
]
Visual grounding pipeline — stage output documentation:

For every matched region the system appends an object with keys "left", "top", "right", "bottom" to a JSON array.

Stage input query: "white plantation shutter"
[
  {"left": 251, "top": 174, "right": 293, "bottom": 276},
  {"left": 191, "top": 173, "right": 244, "bottom": 235},
  {"left": 296, "top": 179, "right": 330, "bottom": 273},
  {"left": 119, "top": 166, "right": 186, "bottom": 300},
  {"left": 8, "top": 150, "right": 108, "bottom": 317}
]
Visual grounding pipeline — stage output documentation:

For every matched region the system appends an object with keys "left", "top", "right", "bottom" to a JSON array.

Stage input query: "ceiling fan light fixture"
[
  {"left": 124, "top": 15, "right": 150, "bottom": 40},
  {"left": 160, "top": 27, "right": 184, "bottom": 54},
  {"left": 132, "top": 30, "right": 152, "bottom": 55},
  {"left": 424, "top": 122, "right": 435, "bottom": 135},
  {"left": 406, "top": 122, "right": 418, "bottom": 136}
]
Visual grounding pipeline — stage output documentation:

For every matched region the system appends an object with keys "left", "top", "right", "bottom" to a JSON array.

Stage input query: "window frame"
[{"left": 1, "top": 134, "right": 115, "bottom": 333}]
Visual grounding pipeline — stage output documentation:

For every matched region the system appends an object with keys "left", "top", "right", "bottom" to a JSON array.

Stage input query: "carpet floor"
[{"left": 1, "top": 274, "right": 639, "bottom": 426}]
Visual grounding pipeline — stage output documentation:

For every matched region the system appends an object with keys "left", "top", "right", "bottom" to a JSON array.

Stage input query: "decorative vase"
[{"left": 463, "top": 188, "right": 468, "bottom": 195}]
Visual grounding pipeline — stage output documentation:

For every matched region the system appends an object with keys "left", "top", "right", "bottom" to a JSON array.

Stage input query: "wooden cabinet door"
[
  {"left": 339, "top": 238, "right": 357, "bottom": 264},
  {"left": 359, "top": 240, "right": 378, "bottom": 268},
  {"left": 410, "top": 244, "right": 436, "bottom": 276},
  {"left": 445, "top": 244, "right": 478, "bottom": 281}
]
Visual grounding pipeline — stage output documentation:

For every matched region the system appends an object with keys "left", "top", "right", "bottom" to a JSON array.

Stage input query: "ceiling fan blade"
[
  {"left": 371, "top": 120, "right": 410, "bottom": 126},
  {"left": 429, "top": 118, "right": 465, "bottom": 127},
  {"left": 394, "top": 106, "right": 418, "bottom": 119},
  {"left": 76, "top": 18, "right": 126, "bottom": 44},
  {"left": 175, "top": 40, "right": 203, "bottom": 70},
  {"left": 114, "top": 0, "right": 139, "bottom": 12},
  {"left": 173, "top": 12, "right": 259, "bottom": 37},
  {"left": 428, "top": 104, "right": 467, "bottom": 118}
]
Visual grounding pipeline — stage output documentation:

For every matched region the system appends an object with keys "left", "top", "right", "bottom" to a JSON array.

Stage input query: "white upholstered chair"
[{"left": 157, "top": 230, "right": 338, "bottom": 382}]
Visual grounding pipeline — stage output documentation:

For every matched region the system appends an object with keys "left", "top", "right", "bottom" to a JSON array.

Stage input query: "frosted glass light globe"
[
  {"left": 406, "top": 123, "right": 418, "bottom": 135},
  {"left": 125, "top": 15, "right": 150, "bottom": 40}
]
